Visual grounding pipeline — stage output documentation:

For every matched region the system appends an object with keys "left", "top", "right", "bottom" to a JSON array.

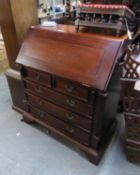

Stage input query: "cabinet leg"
[
  {"left": 84, "top": 151, "right": 99, "bottom": 165},
  {"left": 21, "top": 115, "right": 35, "bottom": 124}
]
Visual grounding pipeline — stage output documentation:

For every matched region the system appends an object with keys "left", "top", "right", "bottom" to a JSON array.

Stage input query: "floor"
[{"left": 0, "top": 74, "right": 140, "bottom": 175}]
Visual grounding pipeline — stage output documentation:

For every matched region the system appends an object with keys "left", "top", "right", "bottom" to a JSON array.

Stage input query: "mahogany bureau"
[{"left": 16, "top": 25, "right": 129, "bottom": 165}]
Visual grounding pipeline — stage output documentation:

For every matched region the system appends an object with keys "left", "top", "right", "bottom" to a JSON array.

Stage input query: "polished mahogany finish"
[
  {"left": 25, "top": 80, "right": 93, "bottom": 116},
  {"left": 53, "top": 77, "right": 90, "bottom": 102},
  {"left": 30, "top": 105, "right": 90, "bottom": 146},
  {"left": 17, "top": 25, "right": 129, "bottom": 164},
  {"left": 24, "top": 67, "right": 51, "bottom": 88},
  {"left": 27, "top": 94, "right": 92, "bottom": 131},
  {"left": 17, "top": 25, "right": 127, "bottom": 91}
]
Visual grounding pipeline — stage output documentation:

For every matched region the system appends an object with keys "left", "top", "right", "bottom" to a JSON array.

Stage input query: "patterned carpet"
[{"left": 0, "top": 32, "right": 9, "bottom": 74}]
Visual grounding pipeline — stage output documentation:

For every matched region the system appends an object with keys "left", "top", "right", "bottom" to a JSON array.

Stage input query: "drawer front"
[
  {"left": 54, "top": 78, "right": 89, "bottom": 102},
  {"left": 27, "top": 94, "right": 92, "bottom": 131},
  {"left": 24, "top": 68, "right": 51, "bottom": 87},
  {"left": 25, "top": 81, "right": 93, "bottom": 117},
  {"left": 125, "top": 112, "right": 140, "bottom": 142},
  {"left": 30, "top": 106, "right": 90, "bottom": 145},
  {"left": 127, "top": 146, "right": 140, "bottom": 162}
]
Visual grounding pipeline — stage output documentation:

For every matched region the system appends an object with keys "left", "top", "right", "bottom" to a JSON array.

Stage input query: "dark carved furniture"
[
  {"left": 120, "top": 43, "right": 140, "bottom": 162},
  {"left": 75, "top": 4, "right": 135, "bottom": 36},
  {"left": 16, "top": 25, "right": 129, "bottom": 165}
]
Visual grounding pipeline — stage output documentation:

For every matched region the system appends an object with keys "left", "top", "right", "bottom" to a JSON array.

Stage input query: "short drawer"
[
  {"left": 27, "top": 94, "right": 92, "bottom": 131},
  {"left": 127, "top": 146, "right": 140, "bottom": 162},
  {"left": 23, "top": 67, "right": 51, "bottom": 87},
  {"left": 30, "top": 106, "right": 90, "bottom": 145},
  {"left": 54, "top": 78, "right": 89, "bottom": 102},
  {"left": 25, "top": 81, "right": 93, "bottom": 117}
]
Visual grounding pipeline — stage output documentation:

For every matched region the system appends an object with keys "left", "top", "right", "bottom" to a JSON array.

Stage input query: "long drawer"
[
  {"left": 27, "top": 93, "right": 92, "bottom": 131},
  {"left": 29, "top": 105, "right": 90, "bottom": 145},
  {"left": 23, "top": 67, "right": 51, "bottom": 87},
  {"left": 24, "top": 80, "right": 93, "bottom": 117}
]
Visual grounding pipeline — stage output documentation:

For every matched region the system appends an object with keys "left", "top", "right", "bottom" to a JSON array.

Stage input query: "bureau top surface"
[{"left": 16, "top": 24, "right": 128, "bottom": 91}]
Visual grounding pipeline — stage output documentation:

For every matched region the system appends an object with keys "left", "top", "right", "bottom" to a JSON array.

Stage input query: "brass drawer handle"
[
  {"left": 65, "top": 84, "right": 76, "bottom": 93},
  {"left": 66, "top": 99, "right": 76, "bottom": 107},
  {"left": 67, "top": 114, "right": 75, "bottom": 121},
  {"left": 38, "top": 100, "right": 43, "bottom": 106},
  {"left": 35, "top": 86, "right": 42, "bottom": 93},
  {"left": 35, "top": 73, "right": 41, "bottom": 80},
  {"left": 66, "top": 126, "right": 74, "bottom": 134}
]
